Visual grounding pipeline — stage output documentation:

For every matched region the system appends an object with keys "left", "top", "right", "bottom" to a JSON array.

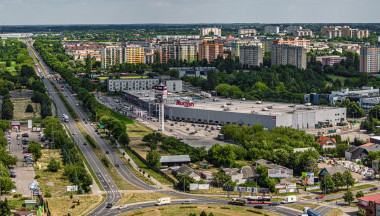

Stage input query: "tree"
[
  {"left": 25, "top": 104, "right": 34, "bottom": 113},
  {"left": 47, "top": 158, "right": 61, "bottom": 172},
  {"left": 118, "top": 132, "right": 130, "bottom": 147},
  {"left": 85, "top": 54, "right": 92, "bottom": 73},
  {"left": 28, "top": 141, "right": 42, "bottom": 161},
  {"left": 206, "top": 69, "right": 218, "bottom": 91},
  {"left": 343, "top": 190, "right": 354, "bottom": 205},
  {"left": 343, "top": 170, "right": 355, "bottom": 189},
  {"left": 336, "top": 142, "right": 350, "bottom": 158},
  {"left": 212, "top": 172, "right": 231, "bottom": 186},
  {"left": 332, "top": 172, "right": 345, "bottom": 189},
  {"left": 169, "top": 69, "right": 179, "bottom": 78},
  {"left": 200, "top": 211, "right": 207, "bottom": 216},
  {"left": 320, "top": 174, "right": 335, "bottom": 193},
  {"left": 146, "top": 151, "right": 161, "bottom": 168},
  {"left": 356, "top": 191, "right": 365, "bottom": 198},
  {"left": 0, "top": 198, "right": 11, "bottom": 216}
]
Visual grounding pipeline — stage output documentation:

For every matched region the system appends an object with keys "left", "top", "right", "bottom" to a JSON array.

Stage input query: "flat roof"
[
  {"left": 166, "top": 99, "right": 343, "bottom": 116},
  {"left": 160, "top": 155, "right": 191, "bottom": 163}
]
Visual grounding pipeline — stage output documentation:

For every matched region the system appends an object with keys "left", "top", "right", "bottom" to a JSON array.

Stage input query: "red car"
[
  {"left": 23, "top": 150, "right": 30, "bottom": 154},
  {"left": 315, "top": 195, "right": 324, "bottom": 199}
]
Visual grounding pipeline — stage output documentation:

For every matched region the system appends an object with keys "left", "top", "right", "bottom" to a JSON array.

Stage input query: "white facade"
[
  {"left": 286, "top": 26, "right": 302, "bottom": 34},
  {"left": 238, "top": 29, "right": 257, "bottom": 37},
  {"left": 265, "top": 26, "right": 280, "bottom": 34},
  {"left": 200, "top": 28, "right": 222, "bottom": 37},
  {"left": 101, "top": 46, "right": 123, "bottom": 69},
  {"left": 107, "top": 79, "right": 159, "bottom": 92},
  {"left": 164, "top": 80, "right": 183, "bottom": 92}
]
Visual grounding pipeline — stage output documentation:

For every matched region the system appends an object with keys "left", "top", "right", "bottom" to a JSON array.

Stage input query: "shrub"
[
  {"left": 25, "top": 104, "right": 34, "bottom": 113},
  {"left": 34, "top": 175, "right": 40, "bottom": 179},
  {"left": 44, "top": 192, "right": 52, "bottom": 198}
]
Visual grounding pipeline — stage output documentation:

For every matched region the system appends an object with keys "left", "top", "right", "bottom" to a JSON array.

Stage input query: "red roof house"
[{"left": 316, "top": 136, "right": 337, "bottom": 149}]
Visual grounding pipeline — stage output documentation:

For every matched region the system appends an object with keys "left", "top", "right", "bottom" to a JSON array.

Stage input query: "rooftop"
[
  {"left": 160, "top": 155, "right": 191, "bottom": 163},
  {"left": 358, "top": 194, "right": 380, "bottom": 202},
  {"left": 167, "top": 99, "right": 342, "bottom": 116}
]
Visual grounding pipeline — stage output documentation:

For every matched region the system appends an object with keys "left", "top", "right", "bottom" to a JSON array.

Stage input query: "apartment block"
[
  {"left": 238, "top": 29, "right": 257, "bottom": 37},
  {"left": 271, "top": 44, "right": 307, "bottom": 69},
  {"left": 295, "top": 30, "right": 313, "bottom": 37},
  {"left": 200, "top": 28, "right": 222, "bottom": 37},
  {"left": 342, "top": 28, "right": 370, "bottom": 39},
  {"left": 159, "top": 43, "right": 178, "bottom": 63},
  {"left": 315, "top": 56, "right": 347, "bottom": 66},
  {"left": 124, "top": 45, "right": 144, "bottom": 64},
  {"left": 107, "top": 78, "right": 159, "bottom": 92},
  {"left": 177, "top": 43, "right": 198, "bottom": 63},
  {"left": 101, "top": 46, "right": 123, "bottom": 69},
  {"left": 264, "top": 26, "right": 280, "bottom": 34},
  {"left": 273, "top": 39, "right": 310, "bottom": 52},
  {"left": 286, "top": 26, "right": 302, "bottom": 34},
  {"left": 360, "top": 47, "right": 380, "bottom": 73},
  {"left": 198, "top": 42, "right": 224, "bottom": 63},
  {"left": 239, "top": 45, "right": 263, "bottom": 67}
]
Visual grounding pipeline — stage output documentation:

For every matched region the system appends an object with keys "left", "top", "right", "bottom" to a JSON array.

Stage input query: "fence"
[
  {"left": 38, "top": 194, "right": 51, "bottom": 216},
  {"left": 127, "top": 146, "right": 178, "bottom": 184}
]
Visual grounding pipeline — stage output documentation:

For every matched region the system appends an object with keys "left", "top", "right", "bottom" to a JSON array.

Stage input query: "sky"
[{"left": 0, "top": 0, "right": 378, "bottom": 25}]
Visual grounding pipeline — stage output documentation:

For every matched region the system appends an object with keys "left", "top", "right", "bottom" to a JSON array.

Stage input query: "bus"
[{"left": 244, "top": 196, "right": 271, "bottom": 204}]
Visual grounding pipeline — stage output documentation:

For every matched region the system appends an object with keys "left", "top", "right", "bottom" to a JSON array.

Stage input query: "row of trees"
[
  {"left": 320, "top": 170, "right": 355, "bottom": 193},
  {"left": 1, "top": 94, "right": 13, "bottom": 120},
  {"left": 0, "top": 122, "right": 17, "bottom": 194}
]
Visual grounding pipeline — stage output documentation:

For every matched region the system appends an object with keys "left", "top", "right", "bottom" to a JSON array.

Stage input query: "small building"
[
  {"left": 11, "top": 121, "right": 21, "bottom": 131},
  {"left": 316, "top": 136, "right": 337, "bottom": 149},
  {"left": 318, "top": 165, "right": 347, "bottom": 180},
  {"left": 357, "top": 193, "right": 380, "bottom": 216},
  {"left": 222, "top": 166, "right": 259, "bottom": 184},
  {"left": 174, "top": 164, "right": 201, "bottom": 181},
  {"left": 14, "top": 211, "right": 37, "bottom": 216},
  {"left": 160, "top": 155, "right": 191, "bottom": 167},
  {"left": 24, "top": 200, "right": 37, "bottom": 208},
  {"left": 255, "top": 159, "right": 294, "bottom": 177},
  {"left": 345, "top": 143, "right": 380, "bottom": 162}
]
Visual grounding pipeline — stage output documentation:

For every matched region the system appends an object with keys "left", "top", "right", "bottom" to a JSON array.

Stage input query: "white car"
[{"left": 118, "top": 205, "right": 127, "bottom": 210}]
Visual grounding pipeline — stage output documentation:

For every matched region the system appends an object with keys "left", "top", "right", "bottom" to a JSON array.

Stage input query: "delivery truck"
[
  {"left": 155, "top": 197, "right": 170, "bottom": 206},
  {"left": 282, "top": 195, "right": 297, "bottom": 204}
]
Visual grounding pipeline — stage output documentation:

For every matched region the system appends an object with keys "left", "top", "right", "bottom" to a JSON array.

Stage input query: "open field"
[
  {"left": 117, "top": 192, "right": 183, "bottom": 206},
  {"left": 126, "top": 121, "right": 155, "bottom": 138},
  {"left": 327, "top": 74, "right": 348, "bottom": 82},
  {"left": 128, "top": 140, "right": 167, "bottom": 159},
  {"left": 34, "top": 149, "right": 71, "bottom": 197},
  {"left": 325, "top": 208, "right": 343, "bottom": 216},
  {"left": 11, "top": 98, "right": 41, "bottom": 122},
  {"left": 120, "top": 204, "right": 282, "bottom": 216},
  {"left": 0, "top": 61, "right": 16, "bottom": 72},
  {"left": 47, "top": 194, "right": 105, "bottom": 216},
  {"left": 75, "top": 122, "right": 142, "bottom": 191}
]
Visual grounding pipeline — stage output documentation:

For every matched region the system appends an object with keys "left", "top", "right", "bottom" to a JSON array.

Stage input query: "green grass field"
[
  {"left": 0, "top": 61, "right": 16, "bottom": 72},
  {"left": 327, "top": 74, "right": 347, "bottom": 82}
]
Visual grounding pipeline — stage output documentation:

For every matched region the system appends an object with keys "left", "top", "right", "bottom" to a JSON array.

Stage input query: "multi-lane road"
[{"left": 24, "top": 39, "right": 307, "bottom": 216}]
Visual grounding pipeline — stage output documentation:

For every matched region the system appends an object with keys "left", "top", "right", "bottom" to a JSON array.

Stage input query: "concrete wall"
[{"left": 165, "top": 80, "right": 183, "bottom": 92}]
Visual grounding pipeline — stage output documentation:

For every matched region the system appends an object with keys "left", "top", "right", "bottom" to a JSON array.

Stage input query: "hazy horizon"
[{"left": 0, "top": 0, "right": 378, "bottom": 25}]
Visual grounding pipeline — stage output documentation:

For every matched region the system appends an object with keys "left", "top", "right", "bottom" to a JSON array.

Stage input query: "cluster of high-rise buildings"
[{"left": 61, "top": 26, "right": 377, "bottom": 72}]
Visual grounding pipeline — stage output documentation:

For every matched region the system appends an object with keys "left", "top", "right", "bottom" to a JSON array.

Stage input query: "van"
[
  {"left": 155, "top": 197, "right": 170, "bottom": 206},
  {"left": 282, "top": 195, "right": 297, "bottom": 204}
]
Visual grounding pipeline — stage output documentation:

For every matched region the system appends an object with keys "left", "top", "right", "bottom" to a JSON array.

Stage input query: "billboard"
[
  {"left": 286, "top": 183, "right": 297, "bottom": 189},
  {"left": 306, "top": 186, "right": 320, "bottom": 191},
  {"left": 246, "top": 187, "right": 258, "bottom": 193},
  {"left": 28, "top": 120, "right": 32, "bottom": 129},
  {"left": 302, "top": 172, "right": 315, "bottom": 185},
  {"left": 268, "top": 169, "right": 291, "bottom": 178},
  {"left": 223, "top": 186, "right": 234, "bottom": 191},
  {"left": 66, "top": 186, "right": 78, "bottom": 192},
  {"left": 190, "top": 184, "right": 210, "bottom": 190},
  {"left": 258, "top": 188, "right": 270, "bottom": 193},
  {"left": 275, "top": 184, "right": 286, "bottom": 189},
  {"left": 235, "top": 186, "right": 246, "bottom": 192}
]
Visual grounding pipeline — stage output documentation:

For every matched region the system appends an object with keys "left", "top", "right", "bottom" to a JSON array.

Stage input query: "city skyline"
[{"left": 0, "top": 0, "right": 378, "bottom": 25}]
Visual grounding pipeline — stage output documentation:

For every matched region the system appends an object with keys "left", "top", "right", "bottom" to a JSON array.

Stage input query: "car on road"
[
  {"left": 189, "top": 132, "right": 195, "bottom": 135},
  {"left": 83, "top": 142, "right": 87, "bottom": 145},
  {"left": 106, "top": 203, "right": 113, "bottom": 208},
  {"left": 269, "top": 202, "right": 280, "bottom": 206},
  {"left": 181, "top": 200, "right": 191, "bottom": 204},
  {"left": 106, "top": 151, "right": 109, "bottom": 154},
  {"left": 315, "top": 195, "right": 324, "bottom": 199},
  {"left": 22, "top": 133, "right": 29, "bottom": 137},
  {"left": 72, "top": 132, "right": 76, "bottom": 135},
  {"left": 370, "top": 187, "right": 379, "bottom": 191},
  {"left": 100, "top": 135, "right": 104, "bottom": 138},
  {"left": 118, "top": 205, "right": 126, "bottom": 210},
  {"left": 95, "top": 129, "right": 98, "bottom": 132},
  {"left": 254, "top": 205, "right": 263, "bottom": 209},
  {"left": 115, "top": 164, "right": 120, "bottom": 168},
  {"left": 16, "top": 134, "right": 20, "bottom": 140},
  {"left": 186, "top": 128, "right": 190, "bottom": 131}
]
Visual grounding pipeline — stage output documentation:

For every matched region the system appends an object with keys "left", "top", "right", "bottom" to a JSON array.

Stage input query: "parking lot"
[{"left": 10, "top": 130, "right": 39, "bottom": 197}]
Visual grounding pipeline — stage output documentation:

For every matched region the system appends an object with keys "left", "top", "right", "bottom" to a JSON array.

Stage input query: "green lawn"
[
  {"left": 327, "top": 74, "right": 348, "bottom": 82},
  {"left": 0, "top": 61, "right": 17, "bottom": 72}
]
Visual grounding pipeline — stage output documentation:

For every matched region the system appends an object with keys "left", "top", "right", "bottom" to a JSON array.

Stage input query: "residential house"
[
  {"left": 159, "top": 155, "right": 191, "bottom": 167},
  {"left": 174, "top": 164, "right": 201, "bottom": 181},
  {"left": 222, "top": 166, "right": 259, "bottom": 184},
  {"left": 345, "top": 143, "right": 380, "bottom": 162},
  {"left": 318, "top": 165, "right": 347, "bottom": 180},
  {"left": 316, "top": 136, "right": 337, "bottom": 149}
]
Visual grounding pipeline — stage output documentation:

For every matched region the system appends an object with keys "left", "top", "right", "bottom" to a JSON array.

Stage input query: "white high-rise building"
[
  {"left": 101, "top": 46, "right": 123, "bottom": 69},
  {"left": 200, "top": 28, "right": 222, "bottom": 37},
  {"left": 264, "top": 26, "right": 280, "bottom": 34}
]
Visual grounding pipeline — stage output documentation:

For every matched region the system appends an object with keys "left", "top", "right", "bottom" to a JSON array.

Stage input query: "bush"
[
  {"left": 13, "top": 194, "right": 22, "bottom": 198},
  {"left": 25, "top": 104, "right": 34, "bottom": 113},
  {"left": 71, "top": 205, "right": 75, "bottom": 208},
  {"left": 44, "top": 192, "right": 52, "bottom": 198},
  {"left": 47, "top": 158, "right": 61, "bottom": 172},
  {"left": 34, "top": 175, "right": 40, "bottom": 179}
]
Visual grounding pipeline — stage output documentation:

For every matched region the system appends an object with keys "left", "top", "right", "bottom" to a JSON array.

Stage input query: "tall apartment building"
[
  {"left": 322, "top": 26, "right": 370, "bottom": 39},
  {"left": 159, "top": 43, "right": 178, "bottom": 63},
  {"left": 286, "top": 26, "right": 302, "bottom": 34},
  {"left": 200, "top": 28, "right": 222, "bottom": 37},
  {"left": 238, "top": 29, "right": 257, "bottom": 37},
  {"left": 295, "top": 30, "right": 313, "bottom": 37},
  {"left": 177, "top": 43, "right": 198, "bottom": 63},
  {"left": 342, "top": 28, "right": 370, "bottom": 39},
  {"left": 239, "top": 45, "right": 263, "bottom": 67},
  {"left": 273, "top": 39, "right": 310, "bottom": 52},
  {"left": 231, "top": 41, "right": 262, "bottom": 58},
  {"left": 101, "top": 46, "right": 123, "bottom": 69},
  {"left": 264, "top": 26, "right": 280, "bottom": 34},
  {"left": 271, "top": 44, "right": 307, "bottom": 69},
  {"left": 360, "top": 47, "right": 380, "bottom": 73},
  {"left": 198, "top": 42, "right": 223, "bottom": 63},
  {"left": 124, "top": 45, "right": 144, "bottom": 64}
]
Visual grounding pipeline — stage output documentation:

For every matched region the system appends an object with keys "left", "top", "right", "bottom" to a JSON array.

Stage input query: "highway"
[
  {"left": 25, "top": 39, "right": 304, "bottom": 216},
  {"left": 25, "top": 40, "right": 122, "bottom": 215}
]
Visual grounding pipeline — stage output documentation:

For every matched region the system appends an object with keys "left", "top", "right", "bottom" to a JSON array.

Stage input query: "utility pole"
[{"left": 183, "top": 178, "right": 185, "bottom": 192}]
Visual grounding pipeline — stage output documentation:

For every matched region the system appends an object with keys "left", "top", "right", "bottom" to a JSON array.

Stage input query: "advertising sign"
[
  {"left": 258, "top": 188, "right": 270, "bottom": 193},
  {"left": 268, "top": 169, "right": 291, "bottom": 178},
  {"left": 190, "top": 184, "right": 210, "bottom": 190},
  {"left": 28, "top": 120, "right": 32, "bottom": 129},
  {"left": 235, "top": 186, "right": 246, "bottom": 192},
  {"left": 66, "top": 186, "right": 78, "bottom": 192},
  {"left": 279, "top": 189, "right": 287, "bottom": 193},
  {"left": 302, "top": 172, "right": 315, "bottom": 185},
  {"left": 286, "top": 183, "right": 297, "bottom": 189},
  {"left": 275, "top": 184, "right": 286, "bottom": 189},
  {"left": 223, "top": 186, "right": 234, "bottom": 191},
  {"left": 306, "top": 186, "right": 321, "bottom": 191},
  {"left": 190, "top": 184, "right": 199, "bottom": 191},
  {"left": 246, "top": 187, "right": 258, "bottom": 193},
  {"left": 358, "top": 207, "right": 366, "bottom": 215}
]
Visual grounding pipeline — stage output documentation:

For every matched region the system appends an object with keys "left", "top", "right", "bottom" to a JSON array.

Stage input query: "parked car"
[
  {"left": 254, "top": 205, "right": 263, "bottom": 209},
  {"left": 106, "top": 203, "right": 113, "bottom": 208},
  {"left": 315, "top": 195, "right": 324, "bottom": 199},
  {"left": 370, "top": 187, "right": 379, "bottom": 191},
  {"left": 16, "top": 134, "right": 20, "bottom": 140},
  {"left": 22, "top": 133, "right": 29, "bottom": 137},
  {"left": 181, "top": 200, "right": 191, "bottom": 204},
  {"left": 72, "top": 132, "right": 76, "bottom": 135},
  {"left": 83, "top": 142, "right": 87, "bottom": 145}
]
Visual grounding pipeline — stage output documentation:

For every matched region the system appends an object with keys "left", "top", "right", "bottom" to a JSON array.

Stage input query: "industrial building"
[
  {"left": 108, "top": 78, "right": 182, "bottom": 92},
  {"left": 121, "top": 91, "right": 346, "bottom": 130}
]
